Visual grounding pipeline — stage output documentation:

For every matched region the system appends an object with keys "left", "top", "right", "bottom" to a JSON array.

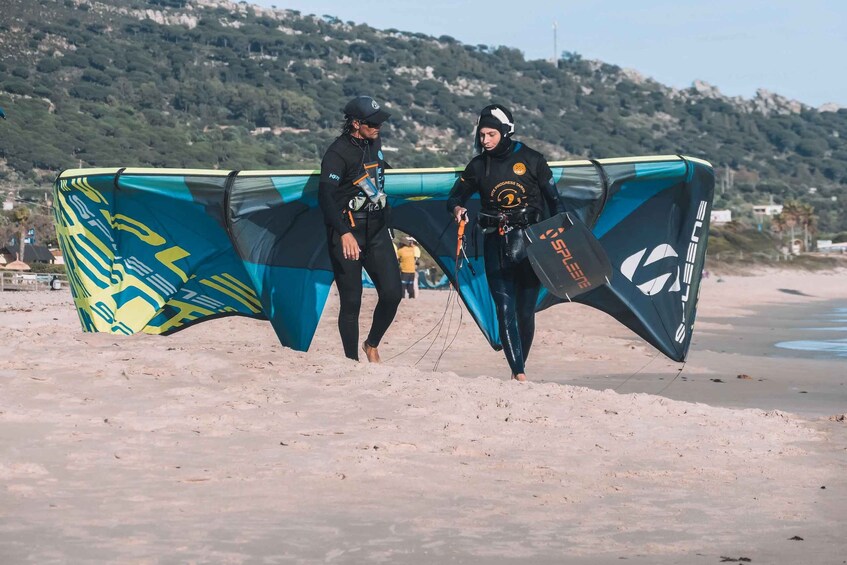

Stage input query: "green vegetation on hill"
[{"left": 1, "top": 0, "right": 846, "bottom": 236}]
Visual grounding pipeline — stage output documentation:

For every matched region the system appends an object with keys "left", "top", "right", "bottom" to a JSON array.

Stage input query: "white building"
[
  {"left": 753, "top": 204, "right": 783, "bottom": 216},
  {"left": 710, "top": 210, "right": 732, "bottom": 224},
  {"left": 818, "top": 241, "right": 847, "bottom": 253}
]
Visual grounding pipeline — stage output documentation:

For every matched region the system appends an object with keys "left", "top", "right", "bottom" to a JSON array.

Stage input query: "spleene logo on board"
[
  {"left": 544, "top": 230, "right": 592, "bottom": 289},
  {"left": 539, "top": 227, "right": 565, "bottom": 240}
]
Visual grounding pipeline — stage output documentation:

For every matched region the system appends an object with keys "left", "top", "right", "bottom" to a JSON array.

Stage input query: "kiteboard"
[{"left": 524, "top": 212, "right": 612, "bottom": 301}]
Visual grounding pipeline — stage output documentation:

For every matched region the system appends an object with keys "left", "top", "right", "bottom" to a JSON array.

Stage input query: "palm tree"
[
  {"left": 771, "top": 209, "right": 788, "bottom": 236},
  {"left": 780, "top": 200, "right": 805, "bottom": 253},
  {"left": 798, "top": 202, "right": 818, "bottom": 251},
  {"left": 771, "top": 211, "right": 787, "bottom": 245}
]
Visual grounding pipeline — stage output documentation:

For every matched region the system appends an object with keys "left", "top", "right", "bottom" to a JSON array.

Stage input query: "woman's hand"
[
  {"left": 341, "top": 232, "right": 360, "bottom": 261},
  {"left": 453, "top": 206, "right": 468, "bottom": 224}
]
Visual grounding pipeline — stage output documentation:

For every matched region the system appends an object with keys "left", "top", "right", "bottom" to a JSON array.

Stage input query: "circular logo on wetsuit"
[
  {"left": 491, "top": 180, "right": 526, "bottom": 209},
  {"left": 497, "top": 190, "right": 520, "bottom": 208},
  {"left": 512, "top": 162, "right": 527, "bottom": 175}
]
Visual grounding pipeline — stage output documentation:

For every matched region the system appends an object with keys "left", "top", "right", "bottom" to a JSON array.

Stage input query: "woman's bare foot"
[
  {"left": 512, "top": 373, "right": 527, "bottom": 382},
  {"left": 362, "top": 341, "right": 381, "bottom": 363}
]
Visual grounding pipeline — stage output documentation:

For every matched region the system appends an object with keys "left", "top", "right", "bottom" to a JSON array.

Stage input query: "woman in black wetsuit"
[
  {"left": 319, "top": 96, "right": 402, "bottom": 362},
  {"left": 447, "top": 104, "right": 566, "bottom": 381}
]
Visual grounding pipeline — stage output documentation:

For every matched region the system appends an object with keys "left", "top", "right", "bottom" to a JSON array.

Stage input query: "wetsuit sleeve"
[
  {"left": 319, "top": 149, "right": 350, "bottom": 235},
  {"left": 537, "top": 158, "right": 566, "bottom": 215},
  {"left": 446, "top": 164, "right": 477, "bottom": 213}
]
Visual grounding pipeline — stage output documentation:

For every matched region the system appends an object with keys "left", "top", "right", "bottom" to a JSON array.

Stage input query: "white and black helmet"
[
  {"left": 474, "top": 104, "right": 514, "bottom": 153},
  {"left": 477, "top": 104, "right": 514, "bottom": 136}
]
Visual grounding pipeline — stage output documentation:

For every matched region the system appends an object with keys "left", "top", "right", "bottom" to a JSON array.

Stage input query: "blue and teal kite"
[{"left": 54, "top": 155, "right": 714, "bottom": 362}]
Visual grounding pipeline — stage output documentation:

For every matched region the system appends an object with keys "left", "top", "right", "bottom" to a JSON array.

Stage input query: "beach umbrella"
[{"left": 3, "top": 259, "right": 31, "bottom": 270}]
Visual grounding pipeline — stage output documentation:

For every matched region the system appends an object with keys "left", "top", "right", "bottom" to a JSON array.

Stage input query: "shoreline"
[{"left": 541, "top": 297, "right": 847, "bottom": 418}]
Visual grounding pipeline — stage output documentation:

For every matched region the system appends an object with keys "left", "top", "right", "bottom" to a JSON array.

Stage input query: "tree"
[
  {"left": 10, "top": 206, "right": 32, "bottom": 262},
  {"left": 797, "top": 202, "right": 817, "bottom": 250},
  {"left": 29, "top": 210, "right": 58, "bottom": 248},
  {"left": 774, "top": 200, "right": 817, "bottom": 252},
  {"left": 279, "top": 90, "right": 319, "bottom": 128},
  {"left": 771, "top": 211, "right": 788, "bottom": 247}
]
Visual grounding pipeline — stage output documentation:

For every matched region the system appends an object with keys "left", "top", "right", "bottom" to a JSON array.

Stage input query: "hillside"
[{"left": 1, "top": 0, "right": 846, "bottom": 233}]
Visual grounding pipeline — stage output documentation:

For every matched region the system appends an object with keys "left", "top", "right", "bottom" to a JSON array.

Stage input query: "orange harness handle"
[
  {"left": 456, "top": 218, "right": 466, "bottom": 259},
  {"left": 453, "top": 216, "right": 468, "bottom": 289},
  {"left": 452, "top": 213, "right": 477, "bottom": 283}
]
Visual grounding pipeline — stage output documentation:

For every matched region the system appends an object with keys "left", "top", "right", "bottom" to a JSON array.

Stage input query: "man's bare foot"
[
  {"left": 512, "top": 373, "right": 527, "bottom": 382},
  {"left": 362, "top": 341, "right": 381, "bottom": 363}
]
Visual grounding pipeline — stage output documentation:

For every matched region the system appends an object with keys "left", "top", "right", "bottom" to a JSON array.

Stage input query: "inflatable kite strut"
[{"left": 54, "top": 155, "right": 714, "bottom": 362}]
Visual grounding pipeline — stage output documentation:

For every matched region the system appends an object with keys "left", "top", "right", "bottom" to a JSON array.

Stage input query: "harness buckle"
[{"left": 498, "top": 215, "right": 513, "bottom": 236}]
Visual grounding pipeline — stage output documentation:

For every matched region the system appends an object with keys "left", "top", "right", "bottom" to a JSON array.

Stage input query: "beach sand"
[{"left": 1, "top": 268, "right": 846, "bottom": 564}]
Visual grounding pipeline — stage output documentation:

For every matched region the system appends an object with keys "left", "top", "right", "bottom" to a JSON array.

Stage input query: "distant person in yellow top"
[{"left": 396, "top": 237, "right": 420, "bottom": 298}]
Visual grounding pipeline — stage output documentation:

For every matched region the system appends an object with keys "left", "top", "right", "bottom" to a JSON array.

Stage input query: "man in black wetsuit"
[
  {"left": 319, "top": 95, "right": 402, "bottom": 362},
  {"left": 447, "top": 104, "right": 566, "bottom": 381}
]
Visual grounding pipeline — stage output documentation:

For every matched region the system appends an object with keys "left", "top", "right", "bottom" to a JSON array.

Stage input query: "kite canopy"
[{"left": 54, "top": 155, "right": 714, "bottom": 361}]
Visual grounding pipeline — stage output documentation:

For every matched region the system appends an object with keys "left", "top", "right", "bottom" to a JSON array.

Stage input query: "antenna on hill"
[{"left": 552, "top": 21, "right": 558, "bottom": 66}]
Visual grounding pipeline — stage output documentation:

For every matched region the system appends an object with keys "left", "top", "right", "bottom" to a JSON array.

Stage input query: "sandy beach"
[{"left": 1, "top": 267, "right": 846, "bottom": 564}]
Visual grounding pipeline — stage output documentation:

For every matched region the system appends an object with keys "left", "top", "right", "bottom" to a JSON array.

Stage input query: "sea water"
[{"left": 775, "top": 306, "right": 847, "bottom": 358}]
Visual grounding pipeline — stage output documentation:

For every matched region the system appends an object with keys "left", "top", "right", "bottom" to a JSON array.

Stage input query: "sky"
[{"left": 251, "top": 0, "right": 846, "bottom": 108}]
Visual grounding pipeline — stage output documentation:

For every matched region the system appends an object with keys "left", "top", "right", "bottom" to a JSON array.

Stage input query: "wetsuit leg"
[
  {"left": 362, "top": 224, "right": 402, "bottom": 347},
  {"left": 514, "top": 258, "right": 541, "bottom": 365},
  {"left": 327, "top": 226, "right": 364, "bottom": 360},
  {"left": 484, "top": 234, "right": 525, "bottom": 375}
]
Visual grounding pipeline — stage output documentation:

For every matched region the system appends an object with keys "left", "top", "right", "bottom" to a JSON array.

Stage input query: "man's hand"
[
  {"left": 453, "top": 206, "right": 468, "bottom": 224},
  {"left": 341, "top": 232, "right": 360, "bottom": 261}
]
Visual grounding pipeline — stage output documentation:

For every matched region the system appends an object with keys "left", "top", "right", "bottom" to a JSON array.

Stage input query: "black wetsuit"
[
  {"left": 447, "top": 140, "right": 565, "bottom": 375},
  {"left": 319, "top": 134, "right": 401, "bottom": 360}
]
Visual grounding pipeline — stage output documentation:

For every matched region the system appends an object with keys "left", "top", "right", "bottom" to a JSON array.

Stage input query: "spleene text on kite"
[{"left": 675, "top": 200, "right": 708, "bottom": 343}]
